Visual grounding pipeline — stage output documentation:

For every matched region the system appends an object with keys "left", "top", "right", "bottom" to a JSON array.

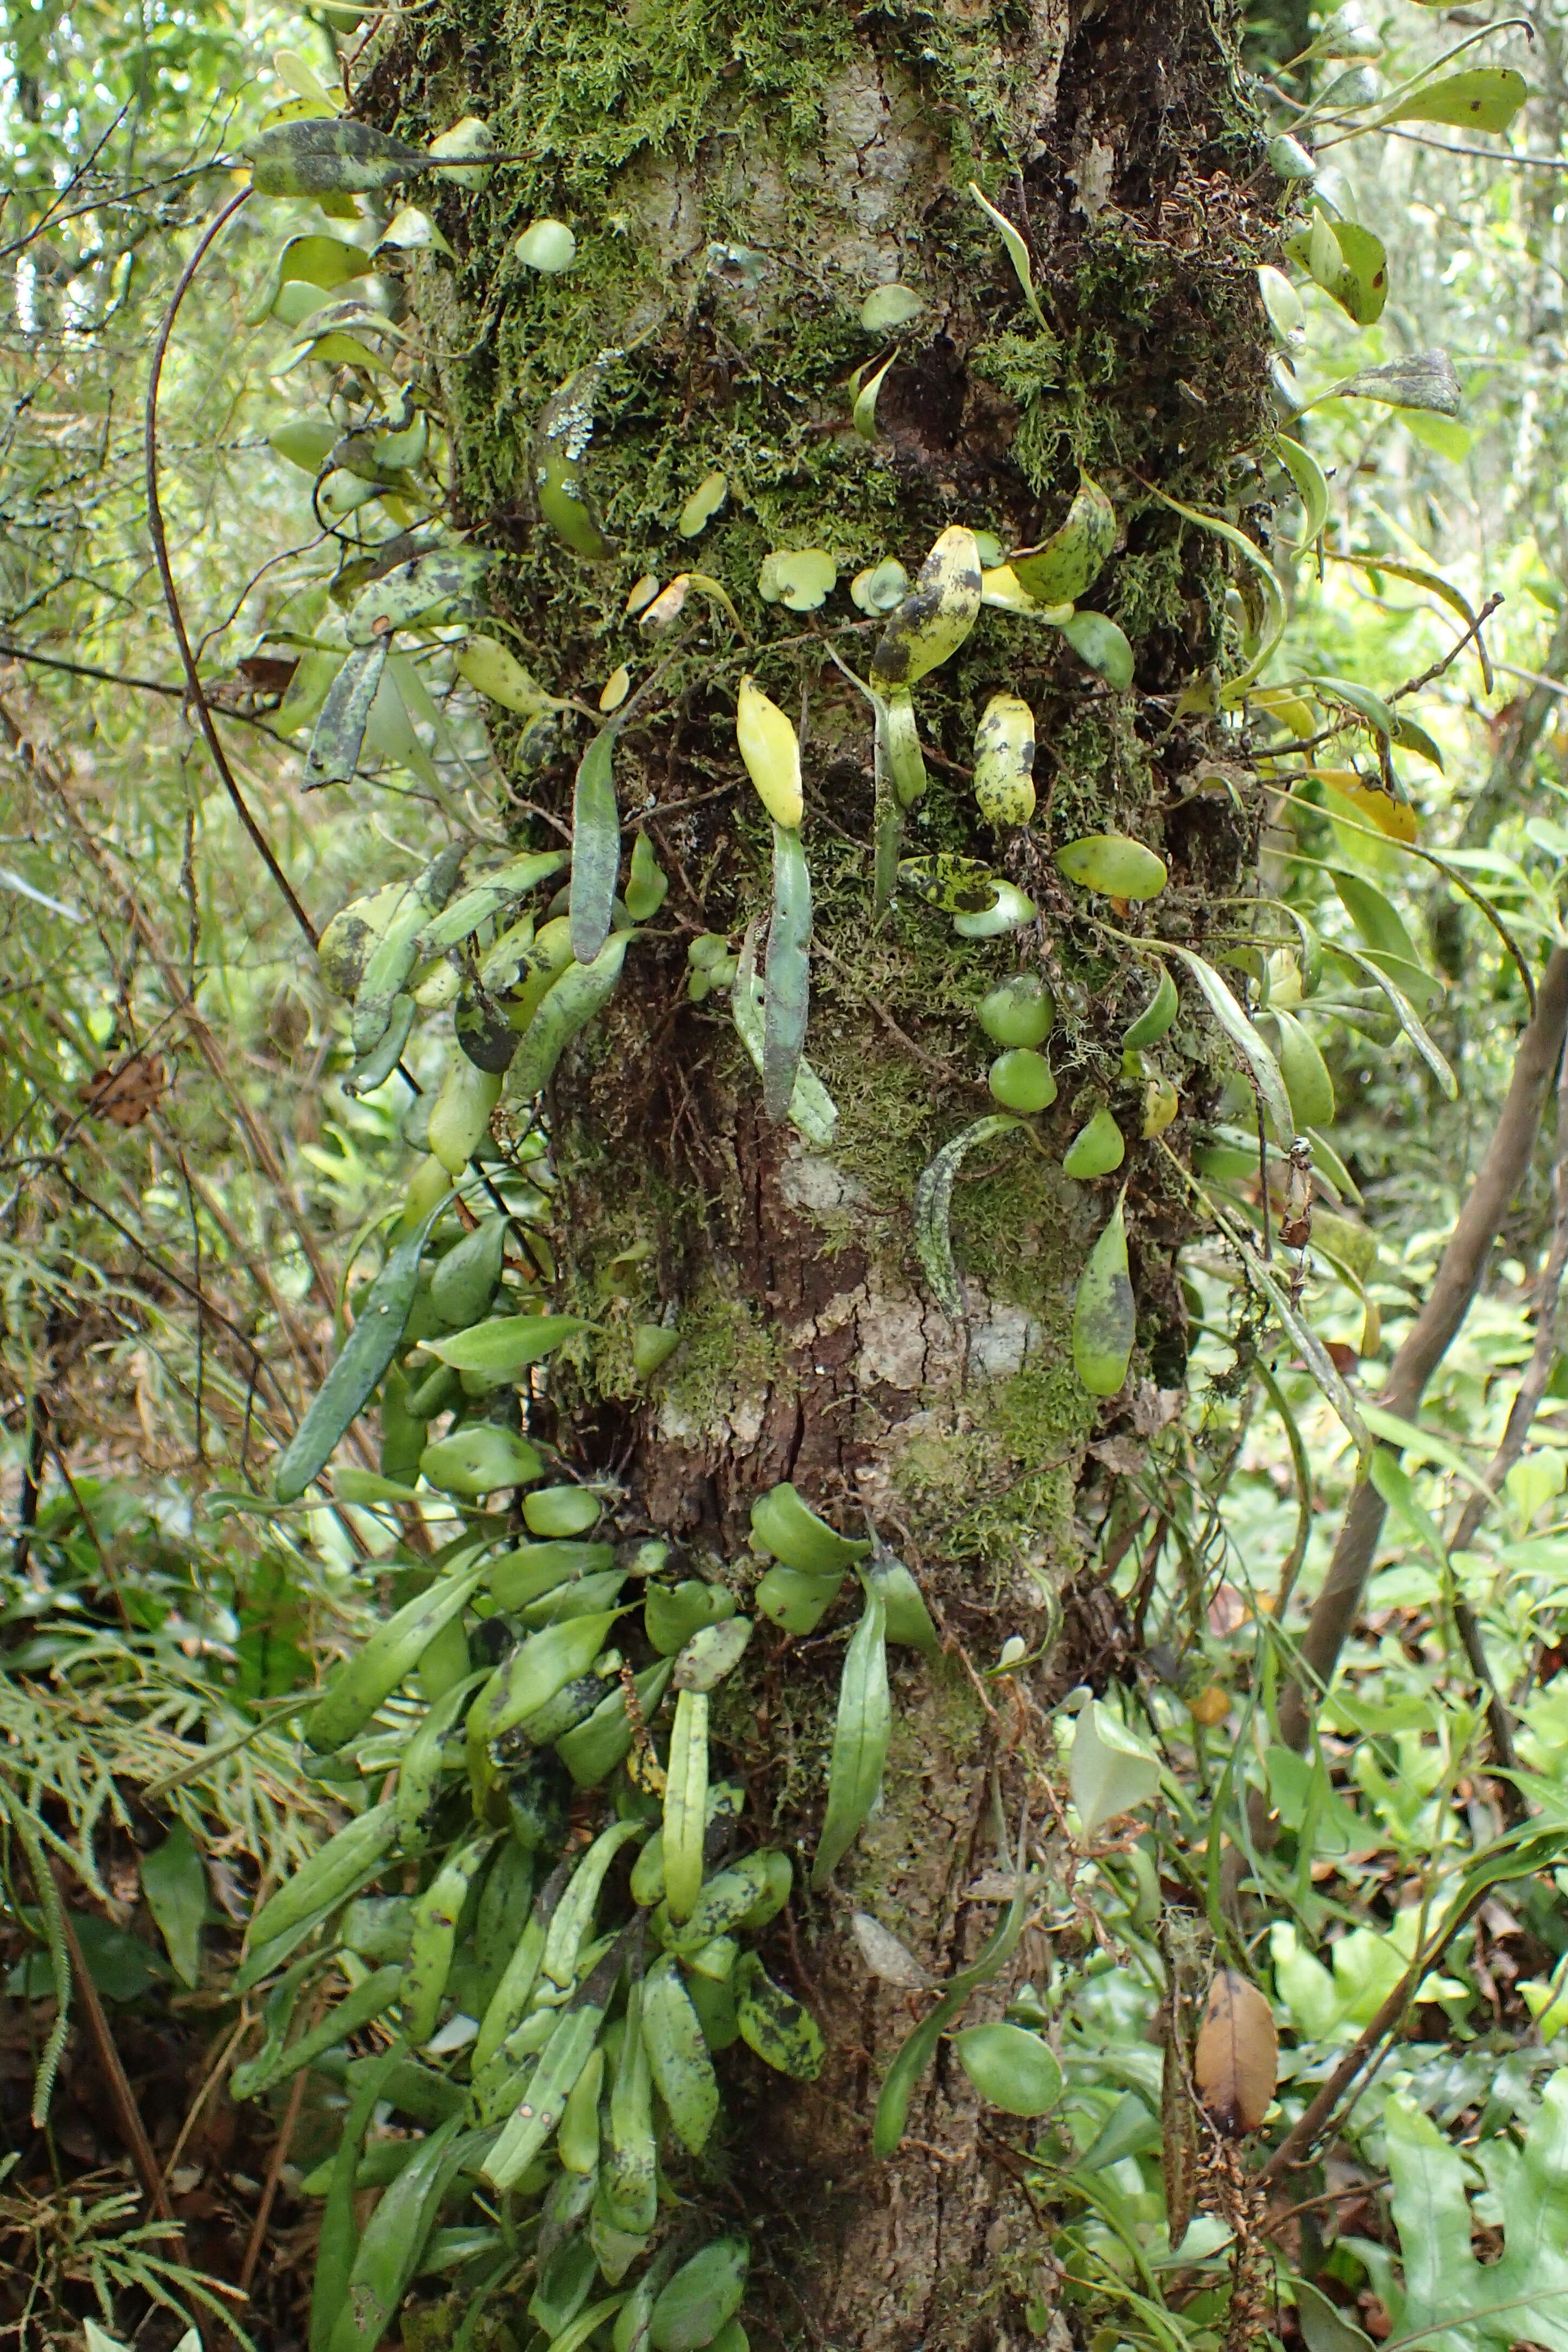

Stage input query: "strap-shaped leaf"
[
  {"left": 811, "top": 1577, "right": 889, "bottom": 1889},
  {"left": 273, "top": 1201, "right": 444, "bottom": 1500},
  {"left": 1272, "top": 434, "right": 1328, "bottom": 545},
  {"left": 1148, "top": 487, "right": 1285, "bottom": 701},
  {"left": 732, "top": 923, "right": 838, "bottom": 1147},
  {"left": 305, "top": 638, "right": 389, "bottom": 790},
  {"left": 966, "top": 181, "right": 1047, "bottom": 325},
  {"left": 763, "top": 825, "right": 811, "bottom": 1121},
  {"left": 912, "top": 1114, "right": 1024, "bottom": 1317},
  {"left": 1166, "top": 948, "right": 1294, "bottom": 1144},
  {"left": 569, "top": 725, "right": 620, "bottom": 964}
]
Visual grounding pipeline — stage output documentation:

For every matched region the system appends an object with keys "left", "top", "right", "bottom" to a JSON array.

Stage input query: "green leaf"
[
  {"left": 1391, "top": 719, "right": 1443, "bottom": 780},
  {"left": 245, "top": 117, "right": 427, "bottom": 196},
  {"left": 1367, "top": 1452, "right": 1449, "bottom": 1565},
  {"left": 649, "top": 2239, "right": 750, "bottom": 2352},
  {"left": 84, "top": 2324, "right": 135, "bottom": 2352},
  {"left": 416, "top": 850, "right": 568, "bottom": 954},
  {"left": 1148, "top": 487, "right": 1285, "bottom": 700},
  {"left": 731, "top": 923, "right": 838, "bottom": 1147},
  {"left": 1273, "top": 433, "right": 1329, "bottom": 544},
  {"left": 12, "top": 1907, "right": 168, "bottom": 2003},
  {"left": 1328, "top": 220, "right": 1389, "bottom": 326},
  {"left": 968, "top": 180, "right": 1047, "bottom": 327},
  {"left": 304, "top": 640, "right": 389, "bottom": 792},
  {"left": 674, "top": 1616, "right": 752, "bottom": 1692},
  {"left": 1328, "top": 864, "right": 1421, "bottom": 961},
  {"left": 860, "top": 283, "right": 923, "bottom": 333},
  {"left": 345, "top": 550, "right": 491, "bottom": 646},
  {"left": 871, "top": 1823, "right": 1034, "bottom": 2158},
  {"left": 1357, "top": 1404, "right": 1492, "bottom": 1501},
  {"left": 1304, "top": 673, "right": 1397, "bottom": 742},
  {"left": 1288, "top": 217, "right": 1387, "bottom": 325},
  {"left": 1338, "top": 351, "right": 1461, "bottom": 418},
  {"left": 953, "top": 2022, "right": 1063, "bottom": 2117},
  {"left": 1384, "top": 67, "right": 1527, "bottom": 133},
  {"left": 850, "top": 558, "right": 910, "bottom": 614},
  {"left": 811, "top": 1576, "right": 890, "bottom": 1888},
  {"left": 1257, "top": 265, "right": 1306, "bottom": 352},
  {"left": 1059, "top": 610, "right": 1134, "bottom": 690},
  {"left": 1384, "top": 2093, "right": 1489, "bottom": 2347},
  {"left": 677, "top": 470, "right": 728, "bottom": 537},
  {"left": 1068, "top": 1698, "right": 1159, "bottom": 1838},
  {"left": 275, "top": 1204, "right": 444, "bottom": 1501},
  {"left": 1072, "top": 1192, "right": 1134, "bottom": 1395},
  {"left": 851, "top": 352, "right": 896, "bottom": 442},
  {"left": 625, "top": 829, "right": 669, "bottom": 921},
  {"left": 515, "top": 217, "right": 577, "bottom": 272},
  {"left": 1292, "top": 2282, "right": 1376, "bottom": 2352},
  {"left": 1011, "top": 476, "right": 1118, "bottom": 605},
  {"left": 428, "top": 114, "right": 495, "bottom": 186},
  {"left": 1268, "top": 133, "right": 1317, "bottom": 180},
  {"left": 756, "top": 548, "right": 837, "bottom": 610},
  {"left": 1327, "top": 944, "right": 1454, "bottom": 1090},
  {"left": 380, "top": 205, "right": 455, "bottom": 257},
  {"left": 734, "top": 1954, "right": 826, "bottom": 2079},
  {"left": 912, "top": 1115, "right": 1024, "bottom": 1317},
  {"left": 897, "top": 854, "right": 1001, "bottom": 914},
  {"left": 140, "top": 1821, "right": 207, "bottom": 1989},
  {"left": 569, "top": 726, "right": 620, "bottom": 965},
  {"left": 426, "top": 1314, "right": 594, "bottom": 1376},
  {"left": 763, "top": 825, "right": 811, "bottom": 1123},
  {"left": 1166, "top": 948, "right": 1294, "bottom": 1145}
]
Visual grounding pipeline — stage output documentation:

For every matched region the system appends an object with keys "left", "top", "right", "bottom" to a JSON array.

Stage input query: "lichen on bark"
[{"left": 357, "top": 2, "right": 1276, "bottom": 2338}]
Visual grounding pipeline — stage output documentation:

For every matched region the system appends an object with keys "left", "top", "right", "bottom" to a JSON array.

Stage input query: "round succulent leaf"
[
  {"left": 953, "top": 2021, "right": 1064, "bottom": 2117},
  {"left": 674, "top": 1615, "right": 754, "bottom": 1692},
  {"left": 515, "top": 218, "right": 577, "bottom": 272},
  {"left": 859, "top": 283, "right": 923, "bottom": 333}
]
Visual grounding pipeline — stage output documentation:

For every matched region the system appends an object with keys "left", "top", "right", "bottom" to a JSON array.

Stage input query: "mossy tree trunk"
[{"left": 364, "top": 5, "right": 1273, "bottom": 2341}]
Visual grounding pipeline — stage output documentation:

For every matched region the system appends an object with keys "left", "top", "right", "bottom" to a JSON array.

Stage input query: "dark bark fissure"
[{"left": 359, "top": 2, "right": 1274, "bottom": 2339}]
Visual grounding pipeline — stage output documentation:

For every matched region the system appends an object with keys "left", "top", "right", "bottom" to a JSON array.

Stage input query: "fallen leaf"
[{"left": 1194, "top": 1966, "right": 1277, "bottom": 2135}]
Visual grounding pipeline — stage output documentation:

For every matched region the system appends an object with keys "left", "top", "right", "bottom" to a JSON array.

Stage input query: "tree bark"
[{"left": 361, "top": 6, "right": 1273, "bottom": 2341}]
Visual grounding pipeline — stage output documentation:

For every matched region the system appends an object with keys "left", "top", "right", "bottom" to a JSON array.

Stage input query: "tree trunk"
[{"left": 362, "top": 6, "right": 1273, "bottom": 2342}]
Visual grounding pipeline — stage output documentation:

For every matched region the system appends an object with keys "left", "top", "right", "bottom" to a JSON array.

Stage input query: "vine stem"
[{"left": 144, "top": 184, "right": 319, "bottom": 949}]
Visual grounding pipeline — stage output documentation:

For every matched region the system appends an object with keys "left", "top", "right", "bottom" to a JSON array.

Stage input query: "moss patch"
[{"left": 656, "top": 1274, "right": 783, "bottom": 1434}]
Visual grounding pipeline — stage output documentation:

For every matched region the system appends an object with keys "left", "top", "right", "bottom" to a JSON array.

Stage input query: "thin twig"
[
  {"left": 53, "top": 1874, "right": 180, "bottom": 2230},
  {"left": 1272, "top": 948, "right": 1568, "bottom": 1766},
  {"left": 1448, "top": 1036, "right": 1568, "bottom": 1780},
  {"left": 45, "top": 1443, "right": 133, "bottom": 1634},
  {"left": 160, "top": 2011, "right": 251, "bottom": 2188},
  {"left": 143, "top": 186, "right": 319, "bottom": 949},
  {"left": 1258, "top": 1879, "right": 1494, "bottom": 2183},
  {"left": 238, "top": 2028, "right": 313, "bottom": 2292},
  {"left": 0, "top": 637, "right": 288, "bottom": 737},
  {"left": 1390, "top": 591, "right": 1504, "bottom": 705}
]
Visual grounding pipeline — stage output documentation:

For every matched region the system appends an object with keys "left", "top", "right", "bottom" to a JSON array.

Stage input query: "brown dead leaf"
[
  {"left": 1207, "top": 1583, "right": 1250, "bottom": 1636},
  {"left": 236, "top": 654, "right": 298, "bottom": 694},
  {"left": 1194, "top": 1966, "right": 1277, "bottom": 2137},
  {"left": 1132, "top": 1383, "right": 1185, "bottom": 1437},
  {"left": 79, "top": 1053, "right": 168, "bottom": 1126}
]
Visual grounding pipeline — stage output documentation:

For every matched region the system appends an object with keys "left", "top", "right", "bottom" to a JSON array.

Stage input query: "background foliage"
[{"left": 12, "top": 2, "right": 1568, "bottom": 2349}]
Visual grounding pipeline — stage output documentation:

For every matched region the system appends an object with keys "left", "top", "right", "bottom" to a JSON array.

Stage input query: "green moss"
[
  {"left": 657, "top": 1275, "right": 782, "bottom": 1430},
  {"left": 890, "top": 1348, "right": 1090, "bottom": 1573}
]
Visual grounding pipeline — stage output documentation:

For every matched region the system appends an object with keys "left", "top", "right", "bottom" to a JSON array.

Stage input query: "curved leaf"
[{"left": 912, "top": 1114, "right": 1024, "bottom": 1316}]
